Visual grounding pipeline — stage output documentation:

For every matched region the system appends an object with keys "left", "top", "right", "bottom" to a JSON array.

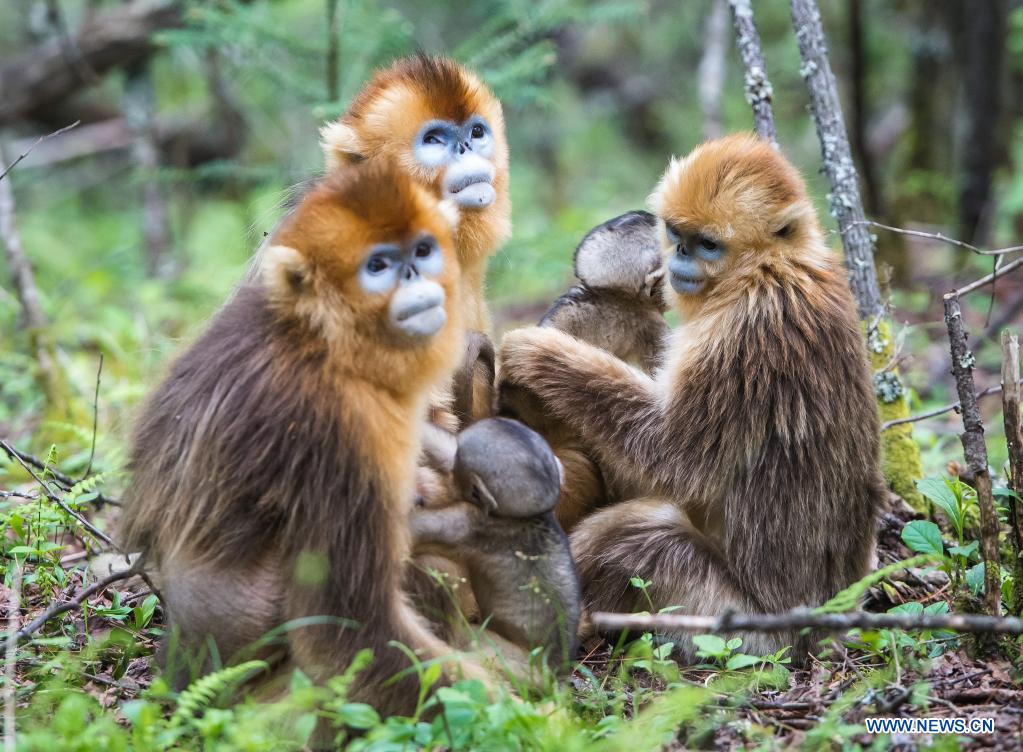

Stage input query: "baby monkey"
[
  {"left": 410, "top": 418, "right": 580, "bottom": 671},
  {"left": 540, "top": 209, "right": 668, "bottom": 372}
]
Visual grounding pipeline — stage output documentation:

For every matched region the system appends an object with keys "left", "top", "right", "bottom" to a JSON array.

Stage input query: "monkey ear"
[
  {"left": 437, "top": 198, "right": 461, "bottom": 231},
  {"left": 263, "top": 244, "right": 312, "bottom": 299},
  {"left": 771, "top": 202, "right": 806, "bottom": 239},
  {"left": 319, "top": 121, "right": 365, "bottom": 169}
]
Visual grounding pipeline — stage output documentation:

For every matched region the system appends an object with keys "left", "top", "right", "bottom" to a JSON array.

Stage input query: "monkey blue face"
[
  {"left": 664, "top": 223, "right": 725, "bottom": 295},
  {"left": 413, "top": 117, "right": 496, "bottom": 209},
  {"left": 360, "top": 233, "right": 448, "bottom": 339}
]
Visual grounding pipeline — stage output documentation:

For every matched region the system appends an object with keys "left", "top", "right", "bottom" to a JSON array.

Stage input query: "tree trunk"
[
  {"left": 728, "top": 0, "right": 777, "bottom": 145},
  {"left": 699, "top": 0, "right": 729, "bottom": 141}
]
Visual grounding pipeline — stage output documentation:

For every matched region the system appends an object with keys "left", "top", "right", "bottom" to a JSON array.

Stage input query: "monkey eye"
[
  {"left": 365, "top": 256, "right": 391, "bottom": 275},
  {"left": 422, "top": 130, "right": 445, "bottom": 146},
  {"left": 697, "top": 236, "right": 718, "bottom": 252},
  {"left": 414, "top": 241, "right": 434, "bottom": 259},
  {"left": 470, "top": 124, "right": 485, "bottom": 139}
]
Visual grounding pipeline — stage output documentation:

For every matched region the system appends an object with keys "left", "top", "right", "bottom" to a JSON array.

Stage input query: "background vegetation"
[{"left": 2, "top": 0, "right": 1023, "bottom": 749}]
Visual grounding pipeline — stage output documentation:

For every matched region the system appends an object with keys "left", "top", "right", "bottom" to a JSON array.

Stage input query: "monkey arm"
[
  {"left": 499, "top": 327, "right": 731, "bottom": 505},
  {"left": 409, "top": 502, "right": 479, "bottom": 547}
]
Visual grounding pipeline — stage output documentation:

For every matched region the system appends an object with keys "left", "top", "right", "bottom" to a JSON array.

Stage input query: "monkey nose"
[{"left": 459, "top": 142, "right": 469, "bottom": 154}]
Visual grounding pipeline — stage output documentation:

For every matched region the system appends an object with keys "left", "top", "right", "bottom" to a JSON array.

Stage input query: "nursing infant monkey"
[{"left": 410, "top": 418, "right": 580, "bottom": 671}]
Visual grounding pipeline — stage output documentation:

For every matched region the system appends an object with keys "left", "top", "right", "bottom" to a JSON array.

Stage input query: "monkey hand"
[{"left": 498, "top": 327, "right": 580, "bottom": 389}]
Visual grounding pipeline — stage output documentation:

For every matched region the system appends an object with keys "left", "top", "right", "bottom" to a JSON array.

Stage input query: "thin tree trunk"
[
  {"left": 791, "top": 0, "right": 881, "bottom": 320},
  {"left": 0, "top": 148, "right": 63, "bottom": 409},
  {"left": 699, "top": 0, "right": 729, "bottom": 141},
  {"left": 959, "top": 0, "right": 1006, "bottom": 246},
  {"left": 945, "top": 294, "right": 1001, "bottom": 616},
  {"left": 325, "top": 0, "right": 341, "bottom": 102},
  {"left": 1002, "top": 331, "right": 1023, "bottom": 615},
  {"left": 124, "top": 63, "right": 172, "bottom": 278},
  {"left": 728, "top": 0, "right": 777, "bottom": 145},
  {"left": 846, "top": 0, "right": 880, "bottom": 216}
]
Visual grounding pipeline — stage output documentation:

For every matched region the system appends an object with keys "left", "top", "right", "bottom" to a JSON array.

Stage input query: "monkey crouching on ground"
[
  {"left": 500, "top": 210, "right": 669, "bottom": 531},
  {"left": 410, "top": 418, "right": 580, "bottom": 673},
  {"left": 500, "top": 134, "right": 885, "bottom": 662},
  {"left": 119, "top": 160, "right": 491, "bottom": 716}
]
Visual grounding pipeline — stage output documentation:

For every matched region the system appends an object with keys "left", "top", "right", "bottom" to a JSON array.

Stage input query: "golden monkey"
[
  {"left": 120, "top": 160, "right": 487, "bottom": 715},
  {"left": 499, "top": 134, "right": 885, "bottom": 661},
  {"left": 500, "top": 210, "right": 670, "bottom": 530},
  {"left": 410, "top": 418, "right": 580, "bottom": 671},
  {"left": 319, "top": 56, "right": 511, "bottom": 624}
]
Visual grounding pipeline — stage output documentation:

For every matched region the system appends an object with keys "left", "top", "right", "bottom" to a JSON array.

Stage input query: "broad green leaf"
[
  {"left": 924, "top": 601, "right": 950, "bottom": 615},
  {"left": 888, "top": 601, "right": 923, "bottom": 615},
  {"left": 338, "top": 703, "right": 380, "bottom": 730},
  {"left": 901, "top": 520, "right": 944, "bottom": 556},
  {"left": 725, "top": 653, "right": 762, "bottom": 671},
  {"left": 965, "top": 563, "right": 986, "bottom": 596},
  {"left": 916, "top": 477, "right": 960, "bottom": 527},
  {"left": 947, "top": 540, "right": 979, "bottom": 559},
  {"left": 692, "top": 634, "right": 727, "bottom": 657}
]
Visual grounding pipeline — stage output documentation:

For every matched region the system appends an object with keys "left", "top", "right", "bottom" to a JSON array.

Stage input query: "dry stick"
[
  {"left": 592, "top": 609, "right": 1023, "bottom": 635},
  {"left": 1002, "top": 332, "right": 1023, "bottom": 615},
  {"left": 953, "top": 254, "right": 1023, "bottom": 298},
  {"left": 791, "top": 0, "right": 881, "bottom": 322},
  {"left": 727, "top": 0, "right": 777, "bottom": 145},
  {"left": 3, "top": 566, "right": 20, "bottom": 752},
  {"left": 6, "top": 561, "right": 143, "bottom": 649},
  {"left": 81, "top": 353, "right": 103, "bottom": 480},
  {"left": 0, "top": 440, "right": 115, "bottom": 550},
  {"left": 881, "top": 381, "right": 1022, "bottom": 431},
  {"left": 0, "top": 121, "right": 79, "bottom": 183},
  {"left": 860, "top": 220, "right": 1023, "bottom": 257},
  {"left": 0, "top": 441, "right": 119, "bottom": 508},
  {"left": 944, "top": 295, "right": 1001, "bottom": 616}
]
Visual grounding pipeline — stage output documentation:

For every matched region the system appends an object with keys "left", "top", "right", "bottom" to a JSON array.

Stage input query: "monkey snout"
[
  {"left": 390, "top": 280, "right": 447, "bottom": 338},
  {"left": 443, "top": 154, "right": 496, "bottom": 208}
]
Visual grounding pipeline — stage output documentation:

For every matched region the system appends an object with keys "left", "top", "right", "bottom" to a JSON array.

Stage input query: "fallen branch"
[
  {"left": 728, "top": 0, "right": 777, "bottom": 144},
  {"left": 6, "top": 560, "right": 143, "bottom": 649},
  {"left": 880, "top": 380, "right": 1022, "bottom": 431},
  {"left": 860, "top": 220, "right": 1023, "bottom": 257},
  {"left": 591, "top": 608, "right": 1023, "bottom": 635},
  {"left": 0, "top": 0, "right": 183, "bottom": 124},
  {"left": 944, "top": 294, "right": 1001, "bottom": 616}
]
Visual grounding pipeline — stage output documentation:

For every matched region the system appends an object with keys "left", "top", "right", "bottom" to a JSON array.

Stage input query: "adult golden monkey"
[
  {"left": 120, "top": 160, "right": 488, "bottom": 714},
  {"left": 320, "top": 54, "right": 511, "bottom": 337},
  {"left": 500, "top": 134, "right": 885, "bottom": 661}
]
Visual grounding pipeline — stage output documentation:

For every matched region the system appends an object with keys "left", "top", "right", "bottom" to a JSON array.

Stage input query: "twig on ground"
[
  {"left": 591, "top": 608, "right": 1023, "bottom": 635},
  {"left": 728, "top": 0, "right": 777, "bottom": 144},
  {"left": 859, "top": 220, "right": 1023, "bottom": 257},
  {"left": 0, "top": 440, "right": 115, "bottom": 549},
  {"left": 1002, "top": 331, "right": 1023, "bottom": 615},
  {"left": 880, "top": 380, "right": 1021, "bottom": 431},
  {"left": 3, "top": 566, "right": 21, "bottom": 752},
  {"left": 0, "top": 121, "right": 79, "bottom": 183},
  {"left": 943, "top": 294, "right": 1001, "bottom": 616},
  {"left": 6, "top": 560, "right": 143, "bottom": 649}
]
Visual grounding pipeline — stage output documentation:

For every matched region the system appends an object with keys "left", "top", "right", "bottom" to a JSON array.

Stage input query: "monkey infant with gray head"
[{"left": 410, "top": 417, "right": 580, "bottom": 672}]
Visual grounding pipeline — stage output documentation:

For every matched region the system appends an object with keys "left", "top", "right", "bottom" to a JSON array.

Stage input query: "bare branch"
[
  {"left": 944, "top": 294, "right": 1001, "bottom": 616},
  {"left": 592, "top": 608, "right": 1023, "bottom": 635},
  {"left": 0, "top": 441, "right": 119, "bottom": 507},
  {"left": 728, "top": 0, "right": 777, "bottom": 144},
  {"left": 0, "top": 121, "right": 79, "bottom": 183},
  {"left": 0, "top": 440, "right": 115, "bottom": 549},
  {"left": 860, "top": 220, "right": 1023, "bottom": 257},
  {"left": 880, "top": 381, "right": 1021, "bottom": 431},
  {"left": 951, "top": 254, "right": 1023, "bottom": 298}
]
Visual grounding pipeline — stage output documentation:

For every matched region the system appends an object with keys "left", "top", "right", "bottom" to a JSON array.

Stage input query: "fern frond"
[{"left": 171, "top": 660, "right": 268, "bottom": 725}]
